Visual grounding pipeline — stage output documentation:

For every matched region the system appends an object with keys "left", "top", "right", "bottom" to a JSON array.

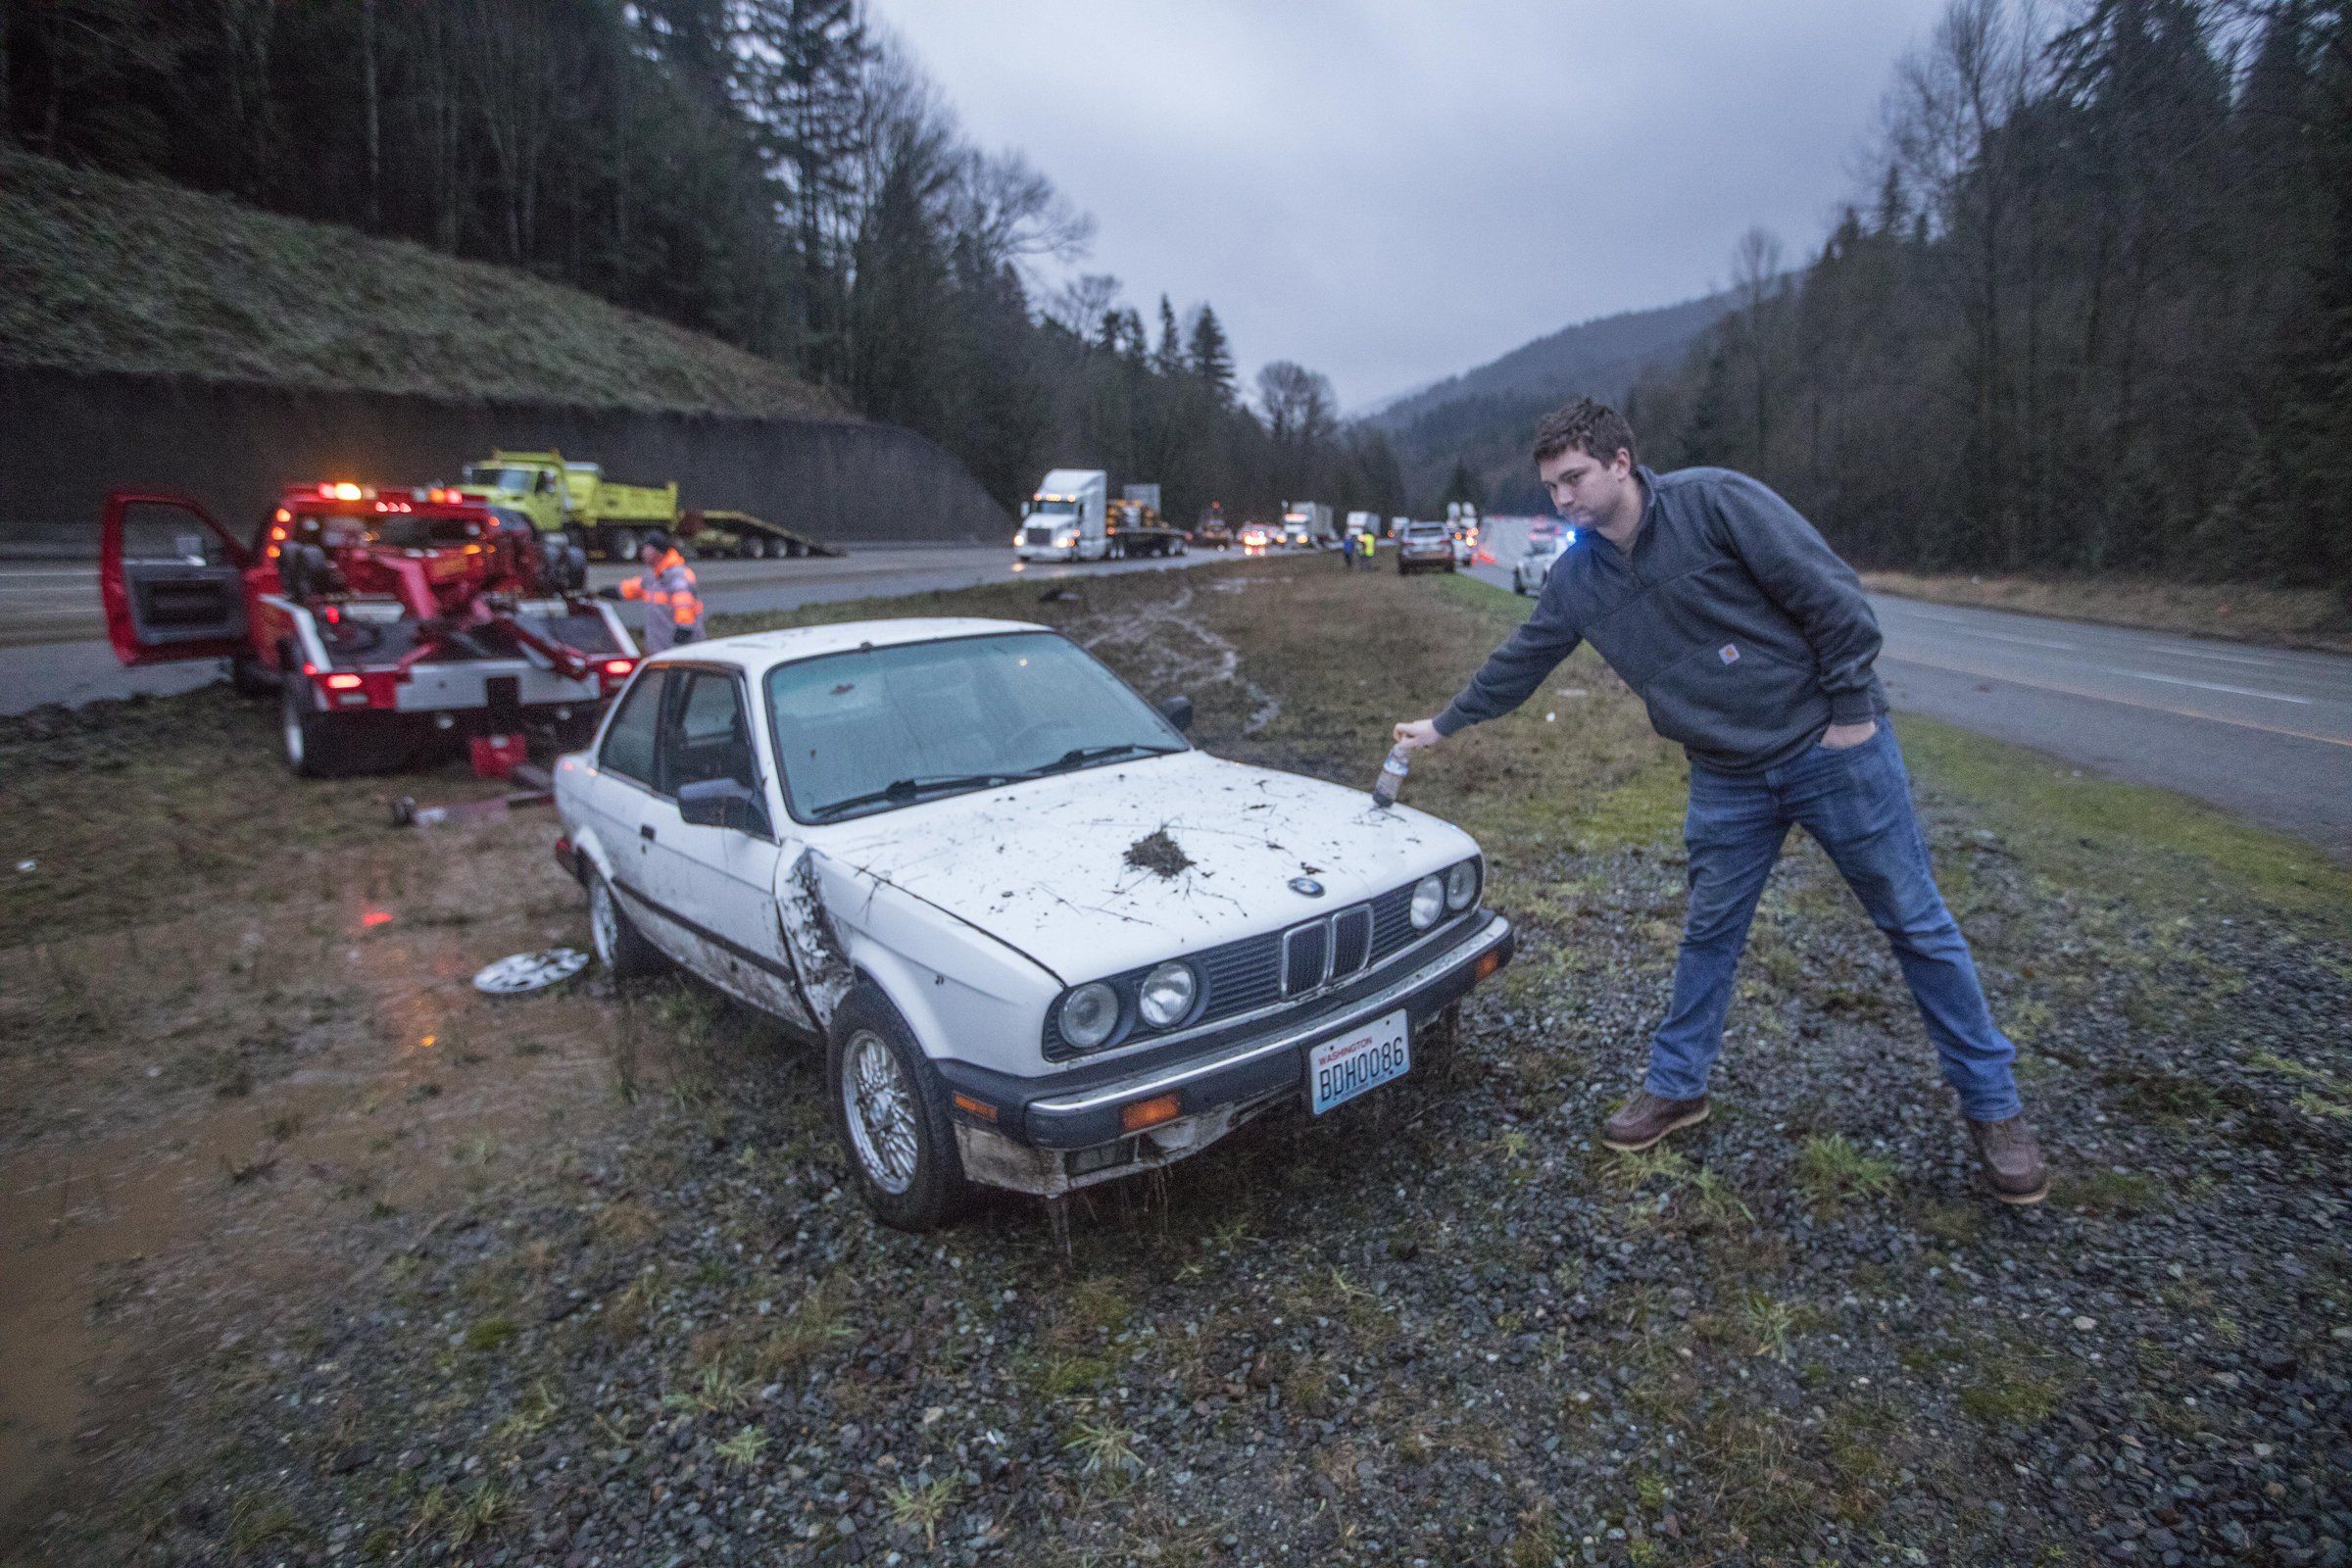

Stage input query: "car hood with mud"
[{"left": 811, "top": 749, "right": 1474, "bottom": 982}]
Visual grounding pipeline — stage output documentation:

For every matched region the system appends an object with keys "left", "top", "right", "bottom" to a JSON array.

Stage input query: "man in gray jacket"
[{"left": 1393, "top": 399, "right": 2045, "bottom": 1202}]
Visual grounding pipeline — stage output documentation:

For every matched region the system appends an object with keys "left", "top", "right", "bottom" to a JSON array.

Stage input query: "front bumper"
[{"left": 933, "top": 909, "right": 1512, "bottom": 1190}]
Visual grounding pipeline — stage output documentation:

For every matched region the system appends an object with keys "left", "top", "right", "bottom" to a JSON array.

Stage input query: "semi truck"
[
  {"left": 1013, "top": 469, "right": 1188, "bottom": 563},
  {"left": 453, "top": 450, "right": 838, "bottom": 562},
  {"left": 1281, "top": 501, "right": 1333, "bottom": 549}
]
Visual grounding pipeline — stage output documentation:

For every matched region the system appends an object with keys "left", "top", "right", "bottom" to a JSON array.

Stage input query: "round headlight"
[
  {"left": 1058, "top": 981, "right": 1119, "bottom": 1050},
  {"left": 1409, "top": 874, "right": 1445, "bottom": 930},
  {"left": 1138, "top": 961, "right": 1198, "bottom": 1028},
  {"left": 1445, "top": 858, "right": 1480, "bottom": 911}
]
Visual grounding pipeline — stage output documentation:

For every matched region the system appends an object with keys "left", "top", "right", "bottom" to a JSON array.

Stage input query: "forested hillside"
[
  {"left": 1368, "top": 291, "right": 1737, "bottom": 512},
  {"left": 1630, "top": 0, "right": 2351, "bottom": 589},
  {"left": 0, "top": 0, "right": 1406, "bottom": 522}
]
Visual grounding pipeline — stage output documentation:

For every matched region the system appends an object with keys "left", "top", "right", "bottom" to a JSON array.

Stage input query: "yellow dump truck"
[{"left": 454, "top": 450, "right": 838, "bottom": 562}]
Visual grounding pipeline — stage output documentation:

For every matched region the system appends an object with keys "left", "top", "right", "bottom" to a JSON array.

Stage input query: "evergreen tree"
[
  {"left": 1153, "top": 295, "right": 1185, "bottom": 375},
  {"left": 1442, "top": 459, "right": 1486, "bottom": 512},
  {"left": 1186, "top": 304, "right": 1237, "bottom": 405}
]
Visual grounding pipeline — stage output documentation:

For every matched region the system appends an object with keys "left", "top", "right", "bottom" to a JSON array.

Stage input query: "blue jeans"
[{"left": 1646, "top": 723, "right": 2023, "bottom": 1122}]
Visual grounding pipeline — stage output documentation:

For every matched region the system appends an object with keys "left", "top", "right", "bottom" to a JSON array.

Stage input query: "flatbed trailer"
[{"left": 679, "top": 509, "right": 845, "bottom": 561}]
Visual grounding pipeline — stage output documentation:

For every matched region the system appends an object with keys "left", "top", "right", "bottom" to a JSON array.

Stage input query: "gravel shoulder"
[{"left": 5, "top": 556, "right": 2347, "bottom": 1567}]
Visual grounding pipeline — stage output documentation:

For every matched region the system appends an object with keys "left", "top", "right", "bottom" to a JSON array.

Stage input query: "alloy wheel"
[{"left": 841, "top": 1030, "right": 919, "bottom": 1194}]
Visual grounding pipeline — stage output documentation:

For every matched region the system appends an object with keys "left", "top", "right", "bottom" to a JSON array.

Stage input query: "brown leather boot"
[
  {"left": 1601, "top": 1091, "right": 1711, "bottom": 1152},
  {"left": 1966, "top": 1113, "right": 2049, "bottom": 1204}
]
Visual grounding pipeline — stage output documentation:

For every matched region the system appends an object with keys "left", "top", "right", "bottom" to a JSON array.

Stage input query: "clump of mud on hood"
[{"left": 1123, "top": 827, "right": 1194, "bottom": 879}]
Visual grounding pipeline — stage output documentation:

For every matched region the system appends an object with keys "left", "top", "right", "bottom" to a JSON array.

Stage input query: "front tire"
[
  {"left": 281, "top": 676, "right": 353, "bottom": 777},
  {"left": 588, "top": 870, "right": 667, "bottom": 979},
  {"left": 826, "top": 984, "right": 967, "bottom": 1231}
]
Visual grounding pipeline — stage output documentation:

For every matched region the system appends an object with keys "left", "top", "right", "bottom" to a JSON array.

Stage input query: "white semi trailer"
[
  {"left": 1014, "top": 469, "right": 1189, "bottom": 563},
  {"left": 1015, "top": 469, "right": 1109, "bottom": 562}
]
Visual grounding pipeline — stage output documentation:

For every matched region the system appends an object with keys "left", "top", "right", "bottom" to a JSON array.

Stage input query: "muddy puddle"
[{"left": 0, "top": 824, "right": 617, "bottom": 1523}]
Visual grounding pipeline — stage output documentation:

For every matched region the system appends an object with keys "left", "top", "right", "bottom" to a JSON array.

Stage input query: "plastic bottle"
[{"left": 1371, "top": 743, "right": 1411, "bottom": 808}]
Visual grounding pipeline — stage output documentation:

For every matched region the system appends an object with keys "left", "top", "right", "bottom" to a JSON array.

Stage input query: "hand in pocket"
[{"left": 1819, "top": 718, "right": 1878, "bottom": 751}]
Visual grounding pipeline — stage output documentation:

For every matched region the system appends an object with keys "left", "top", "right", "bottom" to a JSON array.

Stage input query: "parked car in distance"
[
  {"left": 1513, "top": 526, "right": 1573, "bottom": 595},
  {"left": 1396, "top": 521, "right": 1456, "bottom": 575},
  {"left": 1238, "top": 524, "right": 1272, "bottom": 556},
  {"left": 554, "top": 619, "right": 1513, "bottom": 1229}
]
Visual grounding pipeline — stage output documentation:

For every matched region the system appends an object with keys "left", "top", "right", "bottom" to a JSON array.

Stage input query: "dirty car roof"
[{"left": 650, "top": 617, "right": 1049, "bottom": 671}]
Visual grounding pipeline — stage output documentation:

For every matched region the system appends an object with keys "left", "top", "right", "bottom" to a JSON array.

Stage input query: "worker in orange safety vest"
[{"left": 602, "top": 534, "right": 705, "bottom": 652}]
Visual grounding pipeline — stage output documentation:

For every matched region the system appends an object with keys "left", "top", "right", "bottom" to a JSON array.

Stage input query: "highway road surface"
[
  {"left": 7, "top": 531, "right": 2345, "bottom": 856},
  {"left": 0, "top": 545, "right": 1205, "bottom": 716},
  {"left": 1465, "top": 516, "right": 2352, "bottom": 856}
]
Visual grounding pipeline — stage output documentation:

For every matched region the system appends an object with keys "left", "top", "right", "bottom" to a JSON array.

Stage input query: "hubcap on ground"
[{"left": 842, "top": 1030, "right": 919, "bottom": 1195}]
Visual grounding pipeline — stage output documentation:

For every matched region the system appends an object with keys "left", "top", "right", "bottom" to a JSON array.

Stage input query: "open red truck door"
[{"left": 99, "top": 491, "right": 254, "bottom": 666}]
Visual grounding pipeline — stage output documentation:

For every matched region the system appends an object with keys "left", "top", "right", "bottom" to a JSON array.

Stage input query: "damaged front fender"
[
  {"left": 775, "top": 845, "right": 857, "bottom": 1027},
  {"left": 776, "top": 844, "right": 1063, "bottom": 1063}
]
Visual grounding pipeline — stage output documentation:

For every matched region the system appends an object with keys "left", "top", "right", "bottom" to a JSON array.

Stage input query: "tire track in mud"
[{"left": 1075, "top": 585, "right": 1282, "bottom": 735}]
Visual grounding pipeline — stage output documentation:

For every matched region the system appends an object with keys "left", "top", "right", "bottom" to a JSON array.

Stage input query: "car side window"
[
  {"left": 599, "top": 669, "right": 666, "bottom": 786},
  {"left": 660, "top": 671, "right": 758, "bottom": 797}
]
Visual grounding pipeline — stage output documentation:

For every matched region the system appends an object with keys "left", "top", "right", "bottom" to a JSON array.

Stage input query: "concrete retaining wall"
[{"left": 0, "top": 368, "right": 1010, "bottom": 554}]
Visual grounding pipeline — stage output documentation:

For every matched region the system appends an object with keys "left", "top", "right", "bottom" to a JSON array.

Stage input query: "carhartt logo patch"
[{"left": 1718, "top": 643, "right": 1740, "bottom": 664}]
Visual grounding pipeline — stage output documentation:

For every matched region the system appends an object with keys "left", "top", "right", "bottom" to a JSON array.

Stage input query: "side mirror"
[
  {"left": 1158, "top": 694, "right": 1195, "bottom": 733},
  {"left": 677, "top": 776, "right": 763, "bottom": 832}
]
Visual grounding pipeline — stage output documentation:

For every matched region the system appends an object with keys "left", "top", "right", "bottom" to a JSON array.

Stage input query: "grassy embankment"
[
  {"left": 3, "top": 554, "right": 2346, "bottom": 1565},
  {"left": 1861, "top": 568, "right": 2352, "bottom": 655},
  {"left": 0, "top": 150, "right": 840, "bottom": 419}
]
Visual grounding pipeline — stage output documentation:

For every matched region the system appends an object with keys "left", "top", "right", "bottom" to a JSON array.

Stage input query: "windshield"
[
  {"left": 765, "top": 631, "right": 1185, "bottom": 823},
  {"left": 463, "top": 466, "right": 537, "bottom": 491},
  {"left": 1030, "top": 499, "right": 1081, "bottom": 518}
]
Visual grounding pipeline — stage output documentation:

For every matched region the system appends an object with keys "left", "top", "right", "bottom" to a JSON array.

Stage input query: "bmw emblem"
[{"left": 1289, "top": 876, "right": 1325, "bottom": 898}]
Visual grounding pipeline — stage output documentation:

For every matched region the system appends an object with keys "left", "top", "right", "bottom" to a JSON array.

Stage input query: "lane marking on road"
[
  {"left": 1932, "top": 626, "right": 2079, "bottom": 650},
  {"left": 1880, "top": 650, "right": 2351, "bottom": 749},
  {"left": 2160, "top": 645, "right": 2327, "bottom": 674},
  {"left": 2124, "top": 670, "right": 2313, "bottom": 705}
]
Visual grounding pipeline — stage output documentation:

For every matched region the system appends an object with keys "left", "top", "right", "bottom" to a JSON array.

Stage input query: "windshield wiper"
[
  {"left": 1016, "top": 742, "right": 1184, "bottom": 778},
  {"left": 808, "top": 772, "right": 1018, "bottom": 819}
]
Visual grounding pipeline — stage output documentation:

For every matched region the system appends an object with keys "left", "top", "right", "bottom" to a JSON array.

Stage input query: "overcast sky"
[{"left": 870, "top": 0, "right": 1952, "bottom": 411}]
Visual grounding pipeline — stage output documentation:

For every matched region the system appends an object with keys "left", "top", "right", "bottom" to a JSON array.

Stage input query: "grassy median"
[{"left": 3, "top": 552, "right": 2346, "bottom": 1565}]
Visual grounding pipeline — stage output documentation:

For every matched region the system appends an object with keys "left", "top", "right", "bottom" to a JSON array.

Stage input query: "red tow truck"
[{"left": 100, "top": 483, "right": 639, "bottom": 777}]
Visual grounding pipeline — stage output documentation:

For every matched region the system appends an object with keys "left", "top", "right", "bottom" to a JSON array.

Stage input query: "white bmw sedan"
[{"left": 553, "top": 618, "right": 1513, "bottom": 1229}]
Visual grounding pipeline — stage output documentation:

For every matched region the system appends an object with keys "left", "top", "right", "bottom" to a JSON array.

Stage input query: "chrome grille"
[
  {"left": 1039, "top": 873, "right": 1472, "bottom": 1057},
  {"left": 1332, "top": 905, "right": 1372, "bottom": 977},
  {"left": 1281, "top": 921, "right": 1329, "bottom": 997}
]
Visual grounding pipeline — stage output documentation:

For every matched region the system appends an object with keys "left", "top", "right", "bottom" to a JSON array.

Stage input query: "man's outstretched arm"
[{"left": 1396, "top": 572, "right": 1584, "bottom": 748}]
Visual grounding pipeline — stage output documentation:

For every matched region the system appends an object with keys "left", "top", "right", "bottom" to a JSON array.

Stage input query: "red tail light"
[
  {"left": 323, "top": 673, "right": 364, "bottom": 691},
  {"left": 603, "top": 659, "right": 635, "bottom": 676}
]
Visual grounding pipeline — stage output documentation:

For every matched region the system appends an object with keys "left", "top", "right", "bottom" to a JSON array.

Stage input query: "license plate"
[{"left": 1307, "top": 1008, "right": 1409, "bottom": 1115}]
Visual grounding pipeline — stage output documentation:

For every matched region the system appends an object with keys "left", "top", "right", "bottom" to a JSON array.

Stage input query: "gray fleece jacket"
[{"left": 1435, "top": 466, "right": 1887, "bottom": 774}]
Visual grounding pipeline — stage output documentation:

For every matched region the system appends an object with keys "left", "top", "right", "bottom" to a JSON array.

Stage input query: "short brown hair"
[{"left": 1531, "top": 397, "right": 1638, "bottom": 468}]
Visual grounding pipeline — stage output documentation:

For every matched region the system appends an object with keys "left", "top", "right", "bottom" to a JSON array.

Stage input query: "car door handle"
[{"left": 640, "top": 824, "right": 657, "bottom": 841}]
